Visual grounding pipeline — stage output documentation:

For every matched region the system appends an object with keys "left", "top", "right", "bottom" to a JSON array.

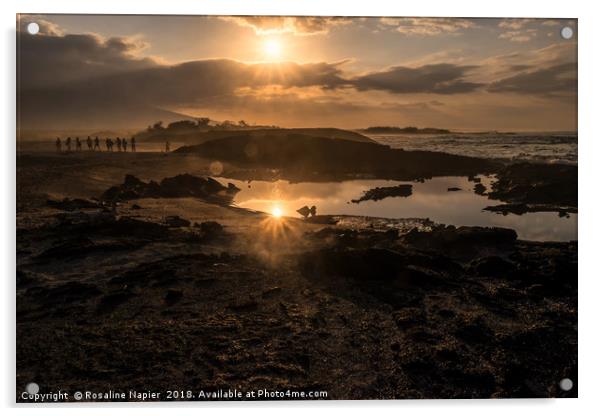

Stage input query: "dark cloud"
[
  {"left": 487, "top": 63, "right": 576, "bottom": 95},
  {"left": 352, "top": 64, "right": 483, "bottom": 94},
  {"left": 18, "top": 31, "right": 158, "bottom": 88}
]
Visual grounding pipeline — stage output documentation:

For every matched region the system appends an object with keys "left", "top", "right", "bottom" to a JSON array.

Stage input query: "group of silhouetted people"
[{"left": 55, "top": 136, "right": 137, "bottom": 153}]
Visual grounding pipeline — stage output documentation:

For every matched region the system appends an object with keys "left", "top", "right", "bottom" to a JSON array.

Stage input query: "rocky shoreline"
[{"left": 16, "top": 170, "right": 577, "bottom": 400}]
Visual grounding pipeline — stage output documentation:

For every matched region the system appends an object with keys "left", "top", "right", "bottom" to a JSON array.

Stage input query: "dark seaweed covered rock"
[
  {"left": 470, "top": 256, "right": 517, "bottom": 277},
  {"left": 402, "top": 225, "right": 517, "bottom": 255},
  {"left": 46, "top": 197, "right": 102, "bottom": 211},
  {"left": 101, "top": 174, "right": 240, "bottom": 204},
  {"left": 351, "top": 184, "right": 413, "bottom": 203},
  {"left": 488, "top": 163, "right": 577, "bottom": 208}
]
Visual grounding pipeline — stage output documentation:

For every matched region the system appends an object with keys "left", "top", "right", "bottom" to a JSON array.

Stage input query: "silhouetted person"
[
  {"left": 105, "top": 138, "right": 111, "bottom": 152},
  {"left": 116, "top": 137, "right": 122, "bottom": 152},
  {"left": 122, "top": 138, "right": 128, "bottom": 152},
  {"left": 94, "top": 136, "right": 100, "bottom": 151},
  {"left": 310, "top": 205, "right": 317, "bottom": 217},
  {"left": 65, "top": 137, "right": 72, "bottom": 152},
  {"left": 165, "top": 140, "right": 170, "bottom": 153},
  {"left": 55, "top": 137, "right": 61, "bottom": 153},
  {"left": 131, "top": 136, "right": 136, "bottom": 152},
  {"left": 75, "top": 137, "right": 82, "bottom": 152},
  {"left": 86, "top": 136, "right": 92, "bottom": 151}
]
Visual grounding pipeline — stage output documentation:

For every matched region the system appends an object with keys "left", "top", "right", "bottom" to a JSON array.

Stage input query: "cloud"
[
  {"left": 219, "top": 16, "right": 352, "bottom": 36},
  {"left": 19, "top": 29, "right": 158, "bottom": 88},
  {"left": 487, "top": 63, "right": 576, "bottom": 95},
  {"left": 498, "top": 29, "right": 536, "bottom": 43},
  {"left": 352, "top": 64, "right": 483, "bottom": 94},
  {"left": 498, "top": 18, "right": 535, "bottom": 30},
  {"left": 379, "top": 17, "right": 476, "bottom": 36},
  {"left": 497, "top": 19, "right": 546, "bottom": 42}
]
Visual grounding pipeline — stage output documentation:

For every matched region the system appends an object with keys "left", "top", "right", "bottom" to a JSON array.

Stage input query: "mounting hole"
[
  {"left": 26, "top": 22, "right": 40, "bottom": 35},
  {"left": 559, "top": 378, "right": 573, "bottom": 391},
  {"left": 560, "top": 26, "right": 573, "bottom": 40},
  {"left": 25, "top": 382, "right": 39, "bottom": 394}
]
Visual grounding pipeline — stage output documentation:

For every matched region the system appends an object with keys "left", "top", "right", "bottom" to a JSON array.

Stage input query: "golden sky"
[{"left": 17, "top": 15, "right": 577, "bottom": 131}]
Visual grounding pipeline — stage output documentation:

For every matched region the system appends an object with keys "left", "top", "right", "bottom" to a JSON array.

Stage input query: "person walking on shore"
[
  {"left": 116, "top": 137, "right": 122, "bottom": 152},
  {"left": 131, "top": 136, "right": 136, "bottom": 152},
  {"left": 75, "top": 137, "right": 82, "bottom": 152},
  {"left": 65, "top": 137, "right": 72, "bottom": 152},
  {"left": 55, "top": 137, "right": 61, "bottom": 153},
  {"left": 94, "top": 136, "right": 100, "bottom": 151},
  {"left": 123, "top": 138, "right": 128, "bottom": 152},
  {"left": 86, "top": 136, "right": 92, "bottom": 151},
  {"left": 105, "top": 138, "right": 111, "bottom": 152},
  {"left": 165, "top": 140, "right": 170, "bottom": 153}
]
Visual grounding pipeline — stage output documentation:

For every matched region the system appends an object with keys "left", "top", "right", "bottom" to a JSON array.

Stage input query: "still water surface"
[{"left": 221, "top": 176, "right": 577, "bottom": 242}]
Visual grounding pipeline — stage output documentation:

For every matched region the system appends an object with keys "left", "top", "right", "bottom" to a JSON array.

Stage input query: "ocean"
[{"left": 366, "top": 132, "right": 577, "bottom": 165}]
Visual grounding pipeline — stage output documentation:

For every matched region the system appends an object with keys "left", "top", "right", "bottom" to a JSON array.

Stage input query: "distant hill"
[
  {"left": 360, "top": 126, "right": 452, "bottom": 134},
  {"left": 137, "top": 127, "right": 376, "bottom": 145}
]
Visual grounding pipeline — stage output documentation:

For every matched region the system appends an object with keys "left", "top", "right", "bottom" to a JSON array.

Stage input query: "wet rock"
[
  {"left": 306, "top": 215, "right": 337, "bottom": 225},
  {"left": 47, "top": 197, "right": 102, "bottom": 211},
  {"left": 261, "top": 286, "right": 282, "bottom": 299},
  {"left": 101, "top": 174, "right": 240, "bottom": 204},
  {"left": 28, "top": 281, "right": 102, "bottom": 305},
  {"left": 97, "top": 290, "right": 137, "bottom": 312},
  {"left": 447, "top": 187, "right": 461, "bottom": 192},
  {"left": 299, "top": 247, "right": 460, "bottom": 297},
  {"left": 228, "top": 298, "right": 258, "bottom": 312},
  {"left": 351, "top": 184, "right": 413, "bottom": 203},
  {"left": 484, "top": 203, "right": 577, "bottom": 216},
  {"left": 50, "top": 211, "right": 169, "bottom": 240},
  {"left": 402, "top": 225, "right": 517, "bottom": 255},
  {"left": 164, "top": 215, "right": 191, "bottom": 228},
  {"left": 197, "top": 221, "right": 224, "bottom": 235},
  {"left": 474, "top": 183, "right": 487, "bottom": 195},
  {"left": 488, "top": 163, "right": 577, "bottom": 208},
  {"left": 470, "top": 256, "right": 516, "bottom": 277},
  {"left": 165, "top": 289, "right": 183, "bottom": 305}
]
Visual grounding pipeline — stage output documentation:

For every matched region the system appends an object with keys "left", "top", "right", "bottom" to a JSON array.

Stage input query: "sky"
[{"left": 17, "top": 14, "right": 577, "bottom": 131}]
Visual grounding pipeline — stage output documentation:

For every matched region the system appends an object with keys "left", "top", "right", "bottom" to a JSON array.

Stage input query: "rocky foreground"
[{"left": 16, "top": 173, "right": 577, "bottom": 400}]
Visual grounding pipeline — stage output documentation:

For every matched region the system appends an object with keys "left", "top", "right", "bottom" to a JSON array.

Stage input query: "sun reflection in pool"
[{"left": 271, "top": 206, "right": 283, "bottom": 218}]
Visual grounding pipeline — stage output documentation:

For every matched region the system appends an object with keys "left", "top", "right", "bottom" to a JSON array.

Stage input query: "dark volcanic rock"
[
  {"left": 447, "top": 187, "right": 461, "bottom": 192},
  {"left": 101, "top": 174, "right": 240, "bottom": 204},
  {"left": 97, "top": 290, "right": 137, "bottom": 312},
  {"left": 50, "top": 212, "right": 169, "bottom": 240},
  {"left": 351, "top": 184, "right": 413, "bottom": 203},
  {"left": 474, "top": 183, "right": 487, "bottom": 195},
  {"left": 164, "top": 289, "right": 184, "bottom": 305},
  {"left": 197, "top": 221, "right": 224, "bottom": 236},
  {"left": 488, "top": 163, "right": 577, "bottom": 209},
  {"left": 28, "top": 281, "right": 102, "bottom": 305},
  {"left": 164, "top": 215, "right": 191, "bottom": 228},
  {"left": 402, "top": 225, "right": 517, "bottom": 255},
  {"left": 46, "top": 198, "right": 102, "bottom": 211},
  {"left": 484, "top": 203, "right": 577, "bottom": 216},
  {"left": 470, "top": 256, "right": 517, "bottom": 278}
]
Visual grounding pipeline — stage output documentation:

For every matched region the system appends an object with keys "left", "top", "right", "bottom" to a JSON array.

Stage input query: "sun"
[
  {"left": 271, "top": 206, "right": 283, "bottom": 218},
  {"left": 263, "top": 39, "right": 282, "bottom": 60}
]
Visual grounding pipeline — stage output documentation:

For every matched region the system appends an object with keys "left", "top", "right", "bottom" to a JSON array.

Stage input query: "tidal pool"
[{"left": 220, "top": 176, "right": 577, "bottom": 242}]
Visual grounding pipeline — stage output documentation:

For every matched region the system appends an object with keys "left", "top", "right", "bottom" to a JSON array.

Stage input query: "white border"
[{"left": 2, "top": 0, "right": 600, "bottom": 415}]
